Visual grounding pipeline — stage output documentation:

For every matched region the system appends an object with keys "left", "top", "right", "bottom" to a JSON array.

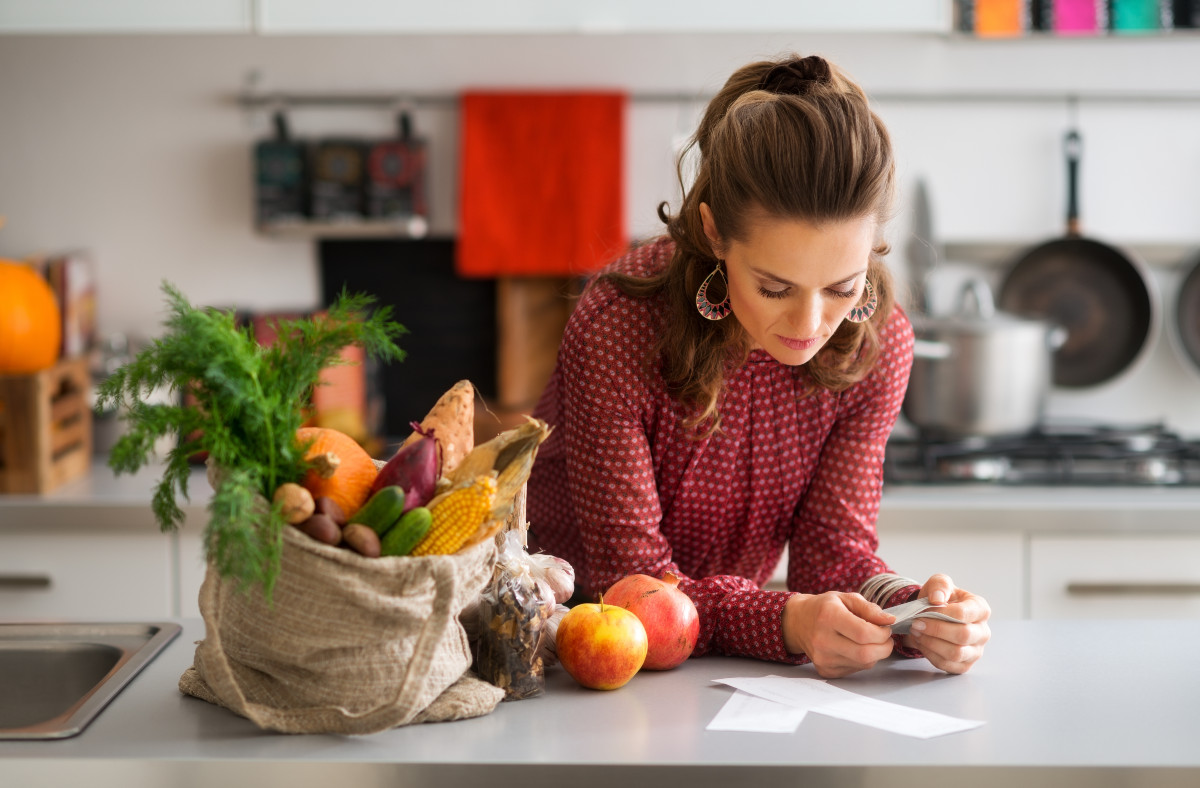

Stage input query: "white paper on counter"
[
  {"left": 706, "top": 689, "right": 809, "bottom": 733},
  {"left": 715, "top": 675, "right": 854, "bottom": 710},
  {"left": 712, "top": 675, "right": 984, "bottom": 739},
  {"left": 811, "top": 693, "right": 985, "bottom": 739}
]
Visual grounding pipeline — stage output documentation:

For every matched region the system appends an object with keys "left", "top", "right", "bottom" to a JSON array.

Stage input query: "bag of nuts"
[
  {"left": 472, "top": 494, "right": 576, "bottom": 699},
  {"left": 474, "top": 531, "right": 554, "bottom": 699}
]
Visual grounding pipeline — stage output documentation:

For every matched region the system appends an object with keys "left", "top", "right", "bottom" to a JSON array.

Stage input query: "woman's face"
[{"left": 700, "top": 203, "right": 876, "bottom": 366}]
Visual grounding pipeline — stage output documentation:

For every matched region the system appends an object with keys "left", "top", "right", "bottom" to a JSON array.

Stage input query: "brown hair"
[{"left": 606, "top": 53, "right": 898, "bottom": 436}]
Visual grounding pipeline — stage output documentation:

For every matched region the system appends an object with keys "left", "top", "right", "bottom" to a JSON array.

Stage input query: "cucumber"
[
  {"left": 348, "top": 485, "right": 406, "bottom": 536},
  {"left": 380, "top": 507, "right": 433, "bottom": 557}
]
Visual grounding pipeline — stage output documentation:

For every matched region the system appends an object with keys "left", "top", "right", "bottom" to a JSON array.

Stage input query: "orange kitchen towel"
[{"left": 457, "top": 91, "right": 626, "bottom": 277}]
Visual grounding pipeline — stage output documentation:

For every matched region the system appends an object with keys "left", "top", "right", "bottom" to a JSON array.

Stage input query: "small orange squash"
[
  {"left": 0, "top": 260, "right": 62, "bottom": 373},
  {"left": 295, "top": 426, "right": 377, "bottom": 518}
]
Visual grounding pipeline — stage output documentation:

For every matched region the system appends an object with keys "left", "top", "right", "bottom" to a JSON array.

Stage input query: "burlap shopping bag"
[{"left": 178, "top": 524, "right": 503, "bottom": 734}]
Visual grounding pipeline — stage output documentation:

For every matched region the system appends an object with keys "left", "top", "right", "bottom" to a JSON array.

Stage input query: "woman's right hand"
[{"left": 782, "top": 592, "right": 896, "bottom": 678}]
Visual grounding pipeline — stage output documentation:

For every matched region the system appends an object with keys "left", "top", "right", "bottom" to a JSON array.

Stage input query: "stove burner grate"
[{"left": 885, "top": 422, "right": 1200, "bottom": 485}]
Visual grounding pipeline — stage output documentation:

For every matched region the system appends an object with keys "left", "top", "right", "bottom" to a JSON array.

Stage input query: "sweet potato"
[{"left": 403, "top": 379, "right": 475, "bottom": 477}]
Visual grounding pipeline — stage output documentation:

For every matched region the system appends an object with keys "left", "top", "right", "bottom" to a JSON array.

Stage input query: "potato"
[
  {"left": 342, "top": 523, "right": 381, "bottom": 558},
  {"left": 273, "top": 483, "right": 315, "bottom": 525},
  {"left": 295, "top": 513, "right": 341, "bottom": 545},
  {"left": 313, "top": 496, "right": 347, "bottom": 526}
]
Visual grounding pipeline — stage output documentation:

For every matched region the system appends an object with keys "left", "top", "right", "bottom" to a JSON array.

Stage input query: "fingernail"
[
  {"left": 912, "top": 620, "right": 927, "bottom": 633},
  {"left": 932, "top": 592, "right": 946, "bottom": 605}
]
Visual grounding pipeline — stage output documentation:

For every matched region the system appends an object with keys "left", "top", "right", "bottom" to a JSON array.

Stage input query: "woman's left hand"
[{"left": 900, "top": 574, "right": 991, "bottom": 674}]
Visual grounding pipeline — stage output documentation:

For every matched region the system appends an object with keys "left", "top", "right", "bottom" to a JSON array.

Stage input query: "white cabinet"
[
  {"left": 784, "top": 528, "right": 1200, "bottom": 622},
  {"left": 257, "top": 0, "right": 951, "bottom": 35},
  {"left": 177, "top": 531, "right": 205, "bottom": 620},
  {"left": 0, "top": 0, "right": 252, "bottom": 33},
  {"left": 876, "top": 530, "right": 1026, "bottom": 620},
  {"left": 1030, "top": 535, "right": 1200, "bottom": 619},
  {"left": 0, "top": 533, "right": 174, "bottom": 620},
  {"left": 764, "top": 529, "right": 1024, "bottom": 619}
]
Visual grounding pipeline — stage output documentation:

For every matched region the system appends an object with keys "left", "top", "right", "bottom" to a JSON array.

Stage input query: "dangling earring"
[
  {"left": 845, "top": 278, "right": 877, "bottom": 324},
  {"left": 696, "top": 262, "right": 732, "bottom": 321}
]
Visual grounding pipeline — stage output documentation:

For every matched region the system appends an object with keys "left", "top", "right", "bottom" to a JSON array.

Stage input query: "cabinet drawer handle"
[
  {"left": 1067, "top": 582, "right": 1200, "bottom": 596},
  {"left": 0, "top": 573, "right": 53, "bottom": 589}
]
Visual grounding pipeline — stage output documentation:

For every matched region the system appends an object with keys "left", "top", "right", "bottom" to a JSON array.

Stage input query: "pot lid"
[{"left": 909, "top": 279, "right": 1056, "bottom": 335}]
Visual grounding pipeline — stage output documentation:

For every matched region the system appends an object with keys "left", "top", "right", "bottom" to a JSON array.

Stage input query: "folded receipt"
[{"left": 708, "top": 675, "right": 984, "bottom": 739}]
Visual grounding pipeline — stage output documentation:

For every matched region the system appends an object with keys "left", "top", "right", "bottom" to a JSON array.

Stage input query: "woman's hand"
[
  {"left": 901, "top": 574, "right": 991, "bottom": 675},
  {"left": 782, "top": 592, "right": 896, "bottom": 678}
]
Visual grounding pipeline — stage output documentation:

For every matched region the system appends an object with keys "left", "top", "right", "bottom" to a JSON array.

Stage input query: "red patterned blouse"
[{"left": 527, "top": 237, "right": 916, "bottom": 664}]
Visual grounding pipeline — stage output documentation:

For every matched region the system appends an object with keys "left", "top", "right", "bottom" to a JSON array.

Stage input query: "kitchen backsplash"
[{"left": 2, "top": 32, "right": 1200, "bottom": 433}]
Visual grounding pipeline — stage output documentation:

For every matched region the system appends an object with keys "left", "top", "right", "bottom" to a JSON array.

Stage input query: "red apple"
[
  {"left": 555, "top": 598, "right": 648, "bottom": 690},
  {"left": 604, "top": 572, "right": 699, "bottom": 670}
]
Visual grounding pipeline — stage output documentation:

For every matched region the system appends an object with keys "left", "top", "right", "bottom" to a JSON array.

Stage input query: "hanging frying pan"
[
  {"left": 999, "top": 129, "right": 1158, "bottom": 388},
  {"left": 1172, "top": 252, "right": 1200, "bottom": 377}
]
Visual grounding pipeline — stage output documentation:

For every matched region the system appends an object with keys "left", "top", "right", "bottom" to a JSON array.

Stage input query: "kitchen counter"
[
  {"left": 8, "top": 461, "right": 1200, "bottom": 623},
  {"left": 0, "top": 460, "right": 210, "bottom": 532},
  {"left": 1, "top": 618, "right": 1198, "bottom": 788},
  {"left": 878, "top": 483, "right": 1200, "bottom": 533}
]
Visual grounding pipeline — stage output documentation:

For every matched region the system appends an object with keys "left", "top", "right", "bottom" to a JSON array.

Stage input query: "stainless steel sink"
[{"left": 0, "top": 621, "right": 181, "bottom": 739}]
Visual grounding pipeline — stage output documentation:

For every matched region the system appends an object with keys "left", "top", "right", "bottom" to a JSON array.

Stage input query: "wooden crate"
[{"left": 0, "top": 356, "right": 92, "bottom": 494}]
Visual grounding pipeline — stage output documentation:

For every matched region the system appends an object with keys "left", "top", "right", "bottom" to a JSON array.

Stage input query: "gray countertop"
[
  {"left": 2, "top": 618, "right": 1198, "bottom": 787},
  {"left": 0, "top": 460, "right": 210, "bottom": 532},
  {"left": 878, "top": 483, "right": 1200, "bottom": 534}
]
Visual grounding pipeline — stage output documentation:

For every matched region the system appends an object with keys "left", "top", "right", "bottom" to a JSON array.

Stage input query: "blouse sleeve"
[
  {"left": 556, "top": 293, "right": 804, "bottom": 664},
  {"left": 787, "top": 309, "right": 915, "bottom": 599}
]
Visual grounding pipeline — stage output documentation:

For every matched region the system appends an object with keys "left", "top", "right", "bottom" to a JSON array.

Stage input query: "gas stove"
[{"left": 884, "top": 422, "right": 1200, "bottom": 486}]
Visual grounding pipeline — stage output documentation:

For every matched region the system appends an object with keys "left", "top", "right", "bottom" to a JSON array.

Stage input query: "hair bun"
[{"left": 758, "top": 55, "right": 833, "bottom": 96}]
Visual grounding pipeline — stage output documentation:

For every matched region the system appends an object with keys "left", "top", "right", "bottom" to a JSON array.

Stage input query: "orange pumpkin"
[
  {"left": 0, "top": 260, "right": 62, "bottom": 373},
  {"left": 295, "top": 426, "right": 377, "bottom": 518}
]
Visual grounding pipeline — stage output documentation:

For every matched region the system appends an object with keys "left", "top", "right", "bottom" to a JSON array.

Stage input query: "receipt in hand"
[{"left": 887, "top": 597, "right": 964, "bottom": 635}]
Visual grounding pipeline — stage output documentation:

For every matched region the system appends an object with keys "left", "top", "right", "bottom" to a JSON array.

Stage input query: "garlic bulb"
[
  {"left": 537, "top": 604, "right": 571, "bottom": 667},
  {"left": 527, "top": 553, "right": 576, "bottom": 604}
]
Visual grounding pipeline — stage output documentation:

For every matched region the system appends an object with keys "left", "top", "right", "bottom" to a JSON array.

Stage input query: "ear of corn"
[
  {"left": 410, "top": 474, "right": 497, "bottom": 556},
  {"left": 444, "top": 435, "right": 503, "bottom": 490}
]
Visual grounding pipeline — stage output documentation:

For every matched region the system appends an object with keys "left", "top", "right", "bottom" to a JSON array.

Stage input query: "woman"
[{"left": 526, "top": 53, "right": 990, "bottom": 677}]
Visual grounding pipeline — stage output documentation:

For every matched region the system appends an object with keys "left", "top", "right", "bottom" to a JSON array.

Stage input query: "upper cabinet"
[
  {"left": 258, "top": 0, "right": 952, "bottom": 35},
  {"left": 0, "top": 0, "right": 253, "bottom": 33},
  {"left": 0, "top": 0, "right": 953, "bottom": 36}
]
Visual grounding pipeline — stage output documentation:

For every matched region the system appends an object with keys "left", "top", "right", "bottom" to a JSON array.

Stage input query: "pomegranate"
[{"left": 604, "top": 572, "right": 699, "bottom": 670}]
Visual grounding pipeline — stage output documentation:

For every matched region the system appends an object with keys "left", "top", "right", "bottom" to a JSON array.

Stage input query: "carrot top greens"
[{"left": 97, "top": 283, "right": 406, "bottom": 598}]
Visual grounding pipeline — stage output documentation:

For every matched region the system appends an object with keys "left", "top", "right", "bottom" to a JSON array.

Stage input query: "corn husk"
[{"left": 445, "top": 418, "right": 551, "bottom": 501}]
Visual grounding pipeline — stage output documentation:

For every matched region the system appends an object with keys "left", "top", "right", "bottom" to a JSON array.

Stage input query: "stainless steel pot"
[{"left": 903, "top": 279, "right": 1066, "bottom": 437}]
